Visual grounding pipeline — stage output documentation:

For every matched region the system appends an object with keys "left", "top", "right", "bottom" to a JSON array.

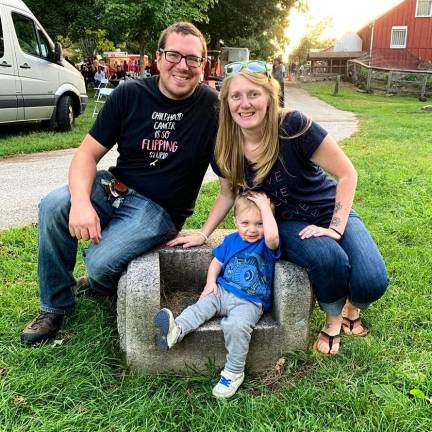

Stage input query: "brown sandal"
[
  {"left": 342, "top": 317, "right": 369, "bottom": 336},
  {"left": 313, "top": 331, "right": 341, "bottom": 355}
]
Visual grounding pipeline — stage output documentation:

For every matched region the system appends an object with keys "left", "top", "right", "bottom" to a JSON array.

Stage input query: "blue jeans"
[
  {"left": 278, "top": 211, "right": 389, "bottom": 315},
  {"left": 38, "top": 170, "right": 177, "bottom": 314}
]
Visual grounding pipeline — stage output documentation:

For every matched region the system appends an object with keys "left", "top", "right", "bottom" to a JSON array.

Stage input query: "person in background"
[
  {"left": 272, "top": 57, "right": 285, "bottom": 107},
  {"left": 115, "top": 65, "right": 126, "bottom": 81},
  {"left": 94, "top": 66, "right": 106, "bottom": 88}
]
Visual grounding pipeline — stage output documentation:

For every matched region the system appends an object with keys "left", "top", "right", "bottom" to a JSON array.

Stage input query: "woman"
[{"left": 169, "top": 61, "right": 389, "bottom": 355}]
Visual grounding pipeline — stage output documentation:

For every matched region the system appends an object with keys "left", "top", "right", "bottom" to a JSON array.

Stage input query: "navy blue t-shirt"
[
  {"left": 90, "top": 77, "right": 219, "bottom": 229},
  {"left": 211, "top": 111, "right": 337, "bottom": 226},
  {"left": 214, "top": 232, "right": 281, "bottom": 311}
]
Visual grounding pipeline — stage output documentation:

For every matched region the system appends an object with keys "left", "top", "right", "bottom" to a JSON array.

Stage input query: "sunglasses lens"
[
  {"left": 246, "top": 61, "right": 266, "bottom": 73},
  {"left": 226, "top": 63, "right": 243, "bottom": 75}
]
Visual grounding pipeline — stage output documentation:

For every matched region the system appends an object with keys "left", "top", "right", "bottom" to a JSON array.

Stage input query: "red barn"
[{"left": 358, "top": 0, "right": 432, "bottom": 69}]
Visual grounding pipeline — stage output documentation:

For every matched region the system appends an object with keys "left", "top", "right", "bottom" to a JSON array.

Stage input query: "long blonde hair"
[{"left": 215, "top": 69, "right": 311, "bottom": 192}]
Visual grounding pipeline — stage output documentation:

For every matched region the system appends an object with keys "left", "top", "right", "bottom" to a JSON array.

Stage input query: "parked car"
[{"left": 0, "top": 0, "right": 87, "bottom": 131}]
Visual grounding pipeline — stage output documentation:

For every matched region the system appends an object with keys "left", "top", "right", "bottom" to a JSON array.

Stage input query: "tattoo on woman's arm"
[
  {"left": 331, "top": 216, "right": 341, "bottom": 226},
  {"left": 330, "top": 201, "right": 342, "bottom": 226}
]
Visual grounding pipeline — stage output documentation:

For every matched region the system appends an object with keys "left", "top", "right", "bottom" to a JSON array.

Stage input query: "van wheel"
[{"left": 56, "top": 95, "right": 75, "bottom": 131}]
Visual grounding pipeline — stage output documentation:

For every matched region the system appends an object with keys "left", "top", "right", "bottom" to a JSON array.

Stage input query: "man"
[
  {"left": 21, "top": 22, "right": 219, "bottom": 346},
  {"left": 94, "top": 66, "right": 106, "bottom": 88}
]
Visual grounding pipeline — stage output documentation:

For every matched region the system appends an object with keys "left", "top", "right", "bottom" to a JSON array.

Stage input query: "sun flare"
[{"left": 285, "top": 0, "right": 405, "bottom": 56}]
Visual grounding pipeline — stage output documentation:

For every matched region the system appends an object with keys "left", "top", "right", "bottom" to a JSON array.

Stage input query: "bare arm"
[
  {"left": 199, "top": 257, "right": 223, "bottom": 299},
  {"left": 300, "top": 134, "right": 357, "bottom": 240},
  {"left": 167, "top": 177, "right": 235, "bottom": 248},
  {"left": 68, "top": 134, "right": 109, "bottom": 244},
  {"left": 247, "top": 192, "right": 279, "bottom": 250}
]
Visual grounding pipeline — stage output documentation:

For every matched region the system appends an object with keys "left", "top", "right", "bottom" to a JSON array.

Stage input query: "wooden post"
[
  {"left": 333, "top": 75, "right": 340, "bottom": 96},
  {"left": 366, "top": 68, "right": 373, "bottom": 93},
  {"left": 420, "top": 74, "right": 428, "bottom": 98},
  {"left": 353, "top": 63, "right": 358, "bottom": 83},
  {"left": 386, "top": 70, "right": 393, "bottom": 94}
]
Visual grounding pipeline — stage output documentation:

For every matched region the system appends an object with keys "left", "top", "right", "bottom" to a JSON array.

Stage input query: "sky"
[{"left": 285, "top": 0, "right": 405, "bottom": 54}]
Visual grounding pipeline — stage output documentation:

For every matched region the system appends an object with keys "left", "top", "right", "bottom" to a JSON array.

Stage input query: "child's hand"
[
  {"left": 246, "top": 192, "right": 272, "bottom": 211},
  {"left": 199, "top": 282, "right": 218, "bottom": 299}
]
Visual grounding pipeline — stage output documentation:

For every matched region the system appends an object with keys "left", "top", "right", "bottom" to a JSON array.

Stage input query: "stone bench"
[{"left": 117, "top": 230, "right": 313, "bottom": 374}]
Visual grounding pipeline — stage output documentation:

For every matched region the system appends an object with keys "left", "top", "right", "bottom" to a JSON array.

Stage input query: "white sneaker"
[
  {"left": 154, "top": 308, "right": 181, "bottom": 352},
  {"left": 212, "top": 369, "right": 245, "bottom": 398}
]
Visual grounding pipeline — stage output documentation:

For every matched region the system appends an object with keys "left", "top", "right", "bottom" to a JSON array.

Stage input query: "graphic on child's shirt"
[
  {"left": 224, "top": 252, "right": 268, "bottom": 298},
  {"left": 141, "top": 111, "right": 184, "bottom": 166}
]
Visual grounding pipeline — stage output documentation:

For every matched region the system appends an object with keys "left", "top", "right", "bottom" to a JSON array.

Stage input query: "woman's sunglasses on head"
[{"left": 224, "top": 61, "right": 272, "bottom": 78}]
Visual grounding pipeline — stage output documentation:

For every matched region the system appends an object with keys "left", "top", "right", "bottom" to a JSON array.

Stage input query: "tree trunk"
[{"left": 138, "top": 36, "right": 146, "bottom": 78}]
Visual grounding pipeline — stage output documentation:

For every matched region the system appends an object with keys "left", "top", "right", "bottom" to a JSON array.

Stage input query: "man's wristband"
[
  {"left": 329, "top": 227, "right": 343, "bottom": 237},
  {"left": 197, "top": 231, "right": 208, "bottom": 242}
]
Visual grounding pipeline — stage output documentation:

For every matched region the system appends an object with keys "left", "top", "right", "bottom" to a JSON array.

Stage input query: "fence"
[{"left": 348, "top": 60, "right": 432, "bottom": 97}]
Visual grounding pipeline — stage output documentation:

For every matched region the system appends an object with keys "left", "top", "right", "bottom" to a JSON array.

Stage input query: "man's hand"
[
  {"left": 199, "top": 282, "right": 218, "bottom": 299},
  {"left": 69, "top": 202, "right": 102, "bottom": 244},
  {"left": 166, "top": 233, "right": 206, "bottom": 248}
]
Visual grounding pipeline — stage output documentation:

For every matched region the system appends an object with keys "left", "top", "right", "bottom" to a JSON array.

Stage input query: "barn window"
[
  {"left": 416, "top": 0, "right": 432, "bottom": 16},
  {"left": 390, "top": 26, "right": 408, "bottom": 48}
]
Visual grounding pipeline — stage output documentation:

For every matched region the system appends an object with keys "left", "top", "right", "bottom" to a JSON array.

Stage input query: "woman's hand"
[
  {"left": 166, "top": 233, "right": 206, "bottom": 248},
  {"left": 299, "top": 225, "right": 341, "bottom": 241}
]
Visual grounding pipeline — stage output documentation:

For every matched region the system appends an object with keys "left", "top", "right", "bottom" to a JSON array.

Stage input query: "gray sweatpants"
[{"left": 175, "top": 286, "right": 263, "bottom": 373}]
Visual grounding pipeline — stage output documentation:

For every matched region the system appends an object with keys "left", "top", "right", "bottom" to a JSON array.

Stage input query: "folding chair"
[
  {"left": 92, "top": 86, "right": 114, "bottom": 118},
  {"left": 93, "top": 78, "right": 109, "bottom": 99}
]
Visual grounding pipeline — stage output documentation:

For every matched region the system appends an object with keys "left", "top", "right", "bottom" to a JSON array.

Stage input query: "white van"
[{"left": 0, "top": 0, "right": 87, "bottom": 131}]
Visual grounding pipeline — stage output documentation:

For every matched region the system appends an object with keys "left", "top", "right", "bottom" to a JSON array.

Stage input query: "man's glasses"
[
  {"left": 159, "top": 49, "right": 204, "bottom": 68},
  {"left": 224, "top": 60, "right": 272, "bottom": 78}
]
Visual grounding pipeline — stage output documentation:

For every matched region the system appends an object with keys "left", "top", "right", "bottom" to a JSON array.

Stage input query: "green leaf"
[
  {"left": 409, "top": 389, "right": 426, "bottom": 399},
  {"left": 370, "top": 384, "right": 408, "bottom": 405}
]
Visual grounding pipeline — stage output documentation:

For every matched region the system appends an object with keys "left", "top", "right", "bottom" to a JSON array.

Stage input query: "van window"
[
  {"left": 0, "top": 16, "right": 4, "bottom": 58},
  {"left": 36, "top": 27, "right": 50, "bottom": 58},
  {"left": 12, "top": 13, "right": 50, "bottom": 60},
  {"left": 12, "top": 13, "right": 40, "bottom": 56}
]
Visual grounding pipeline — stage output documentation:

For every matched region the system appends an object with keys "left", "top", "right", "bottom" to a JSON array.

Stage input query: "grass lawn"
[
  {"left": 0, "top": 83, "right": 431, "bottom": 431},
  {"left": 0, "top": 91, "right": 96, "bottom": 158}
]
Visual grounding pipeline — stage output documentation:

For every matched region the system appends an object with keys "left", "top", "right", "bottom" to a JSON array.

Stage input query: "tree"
[
  {"left": 25, "top": 0, "right": 101, "bottom": 41},
  {"left": 289, "top": 17, "right": 335, "bottom": 66},
  {"left": 25, "top": 0, "right": 117, "bottom": 61},
  {"left": 201, "top": 0, "right": 306, "bottom": 58},
  {"left": 102, "top": 0, "right": 215, "bottom": 76}
]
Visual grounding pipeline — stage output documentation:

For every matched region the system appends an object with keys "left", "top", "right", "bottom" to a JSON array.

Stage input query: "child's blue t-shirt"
[{"left": 213, "top": 232, "right": 281, "bottom": 311}]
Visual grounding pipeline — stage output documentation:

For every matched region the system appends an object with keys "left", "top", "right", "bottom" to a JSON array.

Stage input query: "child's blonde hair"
[{"left": 233, "top": 192, "right": 275, "bottom": 217}]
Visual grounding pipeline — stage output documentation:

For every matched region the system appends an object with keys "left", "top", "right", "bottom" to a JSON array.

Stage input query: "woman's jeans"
[
  {"left": 38, "top": 170, "right": 177, "bottom": 314},
  {"left": 278, "top": 211, "right": 389, "bottom": 315}
]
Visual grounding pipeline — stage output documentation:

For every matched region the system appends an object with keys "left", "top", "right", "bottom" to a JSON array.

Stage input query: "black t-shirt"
[
  {"left": 90, "top": 77, "right": 219, "bottom": 229},
  {"left": 211, "top": 111, "right": 337, "bottom": 226}
]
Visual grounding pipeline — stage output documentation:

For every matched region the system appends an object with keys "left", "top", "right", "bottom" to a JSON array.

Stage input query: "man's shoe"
[
  {"left": 21, "top": 312, "right": 64, "bottom": 346},
  {"left": 212, "top": 369, "right": 245, "bottom": 398},
  {"left": 154, "top": 308, "right": 181, "bottom": 352}
]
